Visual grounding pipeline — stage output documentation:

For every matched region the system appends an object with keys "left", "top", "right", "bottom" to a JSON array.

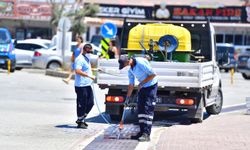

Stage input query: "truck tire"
[
  {"left": 242, "top": 73, "right": 250, "bottom": 80},
  {"left": 206, "top": 89, "right": 223, "bottom": 115},
  {"left": 190, "top": 96, "right": 204, "bottom": 123}
]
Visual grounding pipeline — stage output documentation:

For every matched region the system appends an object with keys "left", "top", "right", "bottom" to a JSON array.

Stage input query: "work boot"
[
  {"left": 83, "top": 122, "right": 88, "bottom": 126},
  {"left": 138, "top": 133, "right": 150, "bottom": 142},
  {"left": 77, "top": 122, "right": 87, "bottom": 129},
  {"left": 76, "top": 119, "right": 88, "bottom": 127},
  {"left": 131, "top": 132, "right": 142, "bottom": 140}
]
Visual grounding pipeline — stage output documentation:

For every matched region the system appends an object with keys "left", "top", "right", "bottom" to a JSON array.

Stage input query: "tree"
[
  {"left": 48, "top": 0, "right": 99, "bottom": 39},
  {"left": 67, "top": 2, "right": 99, "bottom": 39},
  {"left": 48, "top": 0, "right": 68, "bottom": 35}
]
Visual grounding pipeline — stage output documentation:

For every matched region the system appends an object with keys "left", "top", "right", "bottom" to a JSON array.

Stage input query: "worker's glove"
[{"left": 124, "top": 96, "right": 131, "bottom": 107}]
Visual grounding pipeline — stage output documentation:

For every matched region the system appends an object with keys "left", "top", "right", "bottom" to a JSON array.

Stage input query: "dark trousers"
[
  {"left": 75, "top": 86, "right": 94, "bottom": 120},
  {"left": 137, "top": 83, "right": 158, "bottom": 135}
]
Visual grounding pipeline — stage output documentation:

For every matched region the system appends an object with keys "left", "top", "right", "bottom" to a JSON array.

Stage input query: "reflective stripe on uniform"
[
  {"left": 78, "top": 116, "right": 85, "bottom": 120},
  {"left": 139, "top": 119, "right": 153, "bottom": 125},
  {"left": 78, "top": 113, "right": 87, "bottom": 120},
  {"left": 138, "top": 114, "right": 154, "bottom": 120}
]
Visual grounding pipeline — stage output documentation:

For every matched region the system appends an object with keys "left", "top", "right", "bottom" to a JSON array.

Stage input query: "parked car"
[
  {"left": 237, "top": 48, "right": 250, "bottom": 80},
  {"left": 32, "top": 42, "right": 100, "bottom": 70},
  {"left": 90, "top": 35, "right": 103, "bottom": 47},
  {"left": 14, "top": 39, "right": 51, "bottom": 69},
  {"left": 0, "top": 28, "right": 16, "bottom": 72},
  {"left": 216, "top": 43, "right": 237, "bottom": 72}
]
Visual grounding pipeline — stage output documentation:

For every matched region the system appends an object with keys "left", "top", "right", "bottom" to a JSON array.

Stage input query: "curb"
[{"left": 45, "top": 69, "right": 75, "bottom": 79}]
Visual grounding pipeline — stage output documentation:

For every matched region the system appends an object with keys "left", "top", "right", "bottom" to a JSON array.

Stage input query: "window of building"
[
  {"left": 225, "top": 34, "right": 233, "bottom": 44},
  {"left": 216, "top": 34, "right": 223, "bottom": 43},
  {"left": 245, "top": 35, "right": 250, "bottom": 45},
  {"left": 234, "top": 34, "right": 243, "bottom": 45}
]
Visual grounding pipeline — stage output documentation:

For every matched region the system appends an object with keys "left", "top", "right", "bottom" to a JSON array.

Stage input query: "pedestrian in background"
[
  {"left": 107, "top": 40, "right": 119, "bottom": 59},
  {"left": 118, "top": 55, "right": 158, "bottom": 142},
  {"left": 63, "top": 36, "right": 84, "bottom": 84},
  {"left": 74, "top": 43, "right": 95, "bottom": 128}
]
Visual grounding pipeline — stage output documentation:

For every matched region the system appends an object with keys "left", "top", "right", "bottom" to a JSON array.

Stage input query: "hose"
[{"left": 91, "top": 83, "right": 114, "bottom": 126}]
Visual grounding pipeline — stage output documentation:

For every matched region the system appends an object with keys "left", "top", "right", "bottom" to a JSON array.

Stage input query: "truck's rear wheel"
[{"left": 206, "top": 89, "right": 223, "bottom": 115}]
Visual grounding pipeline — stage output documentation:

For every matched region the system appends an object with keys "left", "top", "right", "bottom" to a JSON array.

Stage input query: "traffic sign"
[
  {"left": 58, "top": 17, "right": 71, "bottom": 32},
  {"left": 101, "top": 22, "right": 117, "bottom": 38}
]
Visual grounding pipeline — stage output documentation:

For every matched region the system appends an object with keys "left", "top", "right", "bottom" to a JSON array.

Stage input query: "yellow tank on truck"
[{"left": 127, "top": 24, "right": 191, "bottom": 52}]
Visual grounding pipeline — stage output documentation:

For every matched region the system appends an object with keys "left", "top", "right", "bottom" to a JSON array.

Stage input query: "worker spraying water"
[
  {"left": 118, "top": 55, "right": 158, "bottom": 142},
  {"left": 74, "top": 43, "right": 96, "bottom": 128}
]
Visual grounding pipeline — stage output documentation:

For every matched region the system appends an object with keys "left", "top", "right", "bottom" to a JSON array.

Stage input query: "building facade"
[
  {"left": 0, "top": 0, "right": 52, "bottom": 40},
  {"left": 1, "top": 0, "right": 250, "bottom": 51}
]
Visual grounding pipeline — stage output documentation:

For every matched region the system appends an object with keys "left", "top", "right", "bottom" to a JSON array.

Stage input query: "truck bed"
[{"left": 97, "top": 59, "right": 214, "bottom": 89}]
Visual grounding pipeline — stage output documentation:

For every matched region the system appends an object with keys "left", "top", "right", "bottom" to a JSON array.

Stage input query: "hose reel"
[{"left": 158, "top": 35, "right": 179, "bottom": 61}]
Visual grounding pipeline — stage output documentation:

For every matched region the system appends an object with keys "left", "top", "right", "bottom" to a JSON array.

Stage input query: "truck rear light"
[
  {"left": 176, "top": 98, "right": 194, "bottom": 105},
  {"left": 106, "top": 96, "right": 124, "bottom": 103},
  {"left": 34, "top": 51, "right": 42, "bottom": 57}
]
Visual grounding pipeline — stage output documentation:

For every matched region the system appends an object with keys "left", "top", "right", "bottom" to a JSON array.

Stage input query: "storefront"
[
  {"left": 0, "top": 0, "right": 52, "bottom": 40},
  {"left": 154, "top": 4, "right": 250, "bottom": 51},
  {"left": 1, "top": 0, "right": 250, "bottom": 49},
  {"left": 84, "top": 2, "right": 250, "bottom": 51},
  {"left": 84, "top": 3, "right": 154, "bottom": 41}
]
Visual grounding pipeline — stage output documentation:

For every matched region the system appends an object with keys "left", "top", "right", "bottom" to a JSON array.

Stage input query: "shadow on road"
[
  {"left": 153, "top": 111, "right": 210, "bottom": 127},
  {"left": 86, "top": 113, "right": 111, "bottom": 124},
  {"left": 84, "top": 110, "right": 211, "bottom": 127},
  {"left": 55, "top": 124, "right": 78, "bottom": 129},
  {"left": 55, "top": 110, "right": 211, "bottom": 129}
]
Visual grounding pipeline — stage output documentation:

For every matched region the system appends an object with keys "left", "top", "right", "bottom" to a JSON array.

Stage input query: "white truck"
[{"left": 96, "top": 19, "right": 223, "bottom": 123}]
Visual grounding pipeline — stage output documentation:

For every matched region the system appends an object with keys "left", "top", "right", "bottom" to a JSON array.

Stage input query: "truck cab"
[
  {"left": 0, "top": 28, "right": 16, "bottom": 72},
  {"left": 97, "top": 19, "right": 223, "bottom": 123}
]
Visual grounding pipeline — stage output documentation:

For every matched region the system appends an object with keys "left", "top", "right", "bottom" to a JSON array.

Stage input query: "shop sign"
[
  {"left": 95, "top": 4, "right": 153, "bottom": 19},
  {"left": 0, "top": 0, "right": 15, "bottom": 18},
  {"left": 16, "top": 2, "right": 51, "bottom": 21},
  {"left": 155, "top": 5, "right": 248, "bottom": 23}
]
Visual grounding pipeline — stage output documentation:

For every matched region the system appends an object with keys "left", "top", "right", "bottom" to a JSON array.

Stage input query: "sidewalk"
[{"left": 154, "top": 112, "right": 250, "bottom": 150}]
